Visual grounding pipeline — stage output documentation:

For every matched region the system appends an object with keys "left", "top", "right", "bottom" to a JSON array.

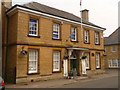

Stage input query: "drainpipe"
[
  {"left": 0, "top": 0, "right": 2, "bottom": 78},
  {"left": 5, "top": 14, "right": 9, "bottom": 82}
]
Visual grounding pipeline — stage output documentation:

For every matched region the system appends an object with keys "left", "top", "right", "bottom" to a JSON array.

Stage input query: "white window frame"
[
  {"left": 29, "top": 18, "right": 38, "bottom": 36},
  {"left": 53, "top": 23, "right": 60, "bottom": 39},
  {"left": 28, "top": 49, "right": 38, "bottom": 74},
  {"left": 96, "top": 53, "right": 100, "bottom": 69},
  {"left": 85, "top": 53, "right": 90, "bottom": 69},
  {"left": 111, "top": 46, "right": 116, "bottom": 52},
  {"left": 95, "top": 32, "right": 100, "bottom": 44},
  {"left": 53, "top": 51, "right": 60, "bottom": 72},
  {"left": 71, "top": 27, "right": 77, "bottom": 41},
  {"left": 108, "top": 59, "right": 119, "bottom": 68},
  {"left": 84, "top": 30, "right": 89, "bottom": 43}
]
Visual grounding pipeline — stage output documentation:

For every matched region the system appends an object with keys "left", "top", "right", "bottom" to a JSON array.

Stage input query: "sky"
[{"left": 12, "top": 0, "right": 119, "bottom": 37}]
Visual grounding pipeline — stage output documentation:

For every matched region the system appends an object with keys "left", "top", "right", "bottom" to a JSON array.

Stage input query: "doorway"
[{"left": 70, "top": 59, "right": 79, "bottom": 76}]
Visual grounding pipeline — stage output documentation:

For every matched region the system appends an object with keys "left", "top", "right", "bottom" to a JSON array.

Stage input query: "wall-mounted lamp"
[
  {"left": 103, "top": 54, "right": 107, "bottom": 56},
  {"left": 92, "top": 53, "right": 94, "bottom": 56},
  {"left": 20, "top": 47, "right": 28, "bottom": 55},
  {"left": 63, "top": 55, "right": 69, "bottom": 59},
  {"left": 81, "top": 56, "right": 87, "bottom": 59}
]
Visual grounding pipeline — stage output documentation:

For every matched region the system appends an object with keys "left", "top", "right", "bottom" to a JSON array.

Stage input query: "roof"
[
  {"left": 7, "top": 2, "right": 105, "bottom": 30},
  {"left": 104, "top": 27, "right": 120, "bottom": 45}
]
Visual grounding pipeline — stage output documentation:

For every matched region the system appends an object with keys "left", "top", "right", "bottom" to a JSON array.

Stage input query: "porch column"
[
  {"left": 63, "top": 59, "right": 68, "bottom": 77},
  {"left": 80, "top": 51, "right": 87, "bottom": 75}
]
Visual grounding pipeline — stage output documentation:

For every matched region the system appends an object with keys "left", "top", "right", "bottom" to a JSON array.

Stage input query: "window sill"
[
  {"left": 95, "top": 44, "right": 100, "bottom": 45},
  {"left": 71, "top": 41, "right": 79, "bottom": 43},
  {"left": 27, "top": 72, "right": 40, "bottom": 75},
  {"left": 52, "top": 38, "right": 62, "bottom": 41},
  {"left": 27, "top": 35, "right": 40, "bottom": 38},
  {"left": 96, "top": 68, "right": 101, "bottom": 69},
  {"left": 84, "top": 42, "right": 90, "bottom": 44},
  {"left": 111, "top": 51, "right": 116, "bottom": 52},
  {"left": 86, "top": 68, "right": 91, "bottom": 70}
]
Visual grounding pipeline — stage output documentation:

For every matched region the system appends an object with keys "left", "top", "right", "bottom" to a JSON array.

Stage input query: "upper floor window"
[
  {"left": 29, "top": 18, "right": 38, "bottom": 36},
  {"left": 71, "top": 27, "right": 77, "bottom": 41},
  {"left": 84, "top": 30, "right": 89, "bottom": 43},
  {"left": 95, "top": 32, "right": 100, "bottom": 44},
  {"left": 53, "top": 23, "right": 60, "bottom": 39},
  {"left": 111, "top": 46, "right": 116, "bottom": 52}
]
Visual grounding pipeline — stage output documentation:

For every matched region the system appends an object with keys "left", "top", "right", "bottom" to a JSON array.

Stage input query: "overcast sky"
[{"left": 12, "top": 0, "right": 119, "bottom": 37}]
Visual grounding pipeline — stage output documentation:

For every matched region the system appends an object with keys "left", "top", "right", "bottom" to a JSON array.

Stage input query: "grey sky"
[{"left": 12, "top": 0, "right": 119, "bottom": 37}]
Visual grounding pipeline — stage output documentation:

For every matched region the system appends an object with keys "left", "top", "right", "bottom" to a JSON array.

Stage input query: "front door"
[{"left": 70, "top": 59, "right": 78, "bottom": 76}]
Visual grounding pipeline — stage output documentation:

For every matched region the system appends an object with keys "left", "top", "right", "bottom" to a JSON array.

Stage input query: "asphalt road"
[{"left": 55, "top": 76, "right": 118, "bottom": 88}]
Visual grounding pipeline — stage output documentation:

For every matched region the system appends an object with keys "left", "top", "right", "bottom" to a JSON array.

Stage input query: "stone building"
[
  {"left": 104, "top": 27, "right": 120, "bottom": 69},
  {"left": 2, "top": 1, "right": 106, "bottom": 83}
]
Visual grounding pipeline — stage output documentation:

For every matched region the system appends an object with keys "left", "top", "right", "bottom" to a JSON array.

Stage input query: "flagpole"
[{"left": 80, "top": 0, "right": 83, "bottom": 30}]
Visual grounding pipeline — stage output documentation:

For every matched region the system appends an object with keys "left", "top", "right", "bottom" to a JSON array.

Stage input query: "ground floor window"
[
  {"left": 96, "top": 53, "right": 100, "bottom": 69},
  {"left": 53, "top": 51, "right": 60, "bottom": 72},
  {"left": 108, "top": 59, "right": 119, "bottom": 68},
  {"left": 28, "top": 49, "right": 38, "bottom": 74}
]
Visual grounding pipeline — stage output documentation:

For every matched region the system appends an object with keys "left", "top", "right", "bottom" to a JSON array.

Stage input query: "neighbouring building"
[
  {"left": 104, "top": 27, "right": 120, "bottom": 69},
  {"left": 2, "top": 1, "right": 106, "bottom": 84}
]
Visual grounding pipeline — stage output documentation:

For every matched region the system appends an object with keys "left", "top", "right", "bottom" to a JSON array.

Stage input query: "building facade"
[
  {"left": 2, "top": 1, "right": 106, "bottom": 83},
  {"left": 104, "top": 27, "right": 120, "bottom": 69}
]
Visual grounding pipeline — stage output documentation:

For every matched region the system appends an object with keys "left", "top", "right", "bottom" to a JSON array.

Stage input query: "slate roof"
[
  {"left": 104, "top": 27, "right": 120, "bottom": 45},
  {"left": 8, "top": 2, "right": 105, "bottom": 30}
]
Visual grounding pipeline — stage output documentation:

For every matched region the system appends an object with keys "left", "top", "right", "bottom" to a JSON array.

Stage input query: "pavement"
[{"left": 6, "top": 69, "right": 119, "bottom": 88}]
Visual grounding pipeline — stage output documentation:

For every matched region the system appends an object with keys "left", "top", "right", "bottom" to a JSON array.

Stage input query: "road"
[{"left": 54, "top": 76, "right": 118, "bottom": 88}]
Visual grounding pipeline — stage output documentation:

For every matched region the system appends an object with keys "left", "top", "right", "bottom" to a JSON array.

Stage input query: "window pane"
[
  {"left": 84, "top": 30, "right": 89, "bottom": 43},
  {"left": 29, "top": 18, "right": 38, "bottom": 36},
  {"left": 53, "top": 51, "right": 60, "bottom": 71},
  {"left": 95, "top": 32, "right": 99, "bottom": 44},
  {"left": 29, "top": 49, "right": 38, "bottom": 73},
  {"left": 96, "top": 53, "right": 100, "bottom": 68},
  {"left": 53, "top": 23, "right": 60, "bottom": 39},
  {"left": 71, "top": 27, "right": 77, "bottom": 41},
  {"left": 53, "top": 34, "right": 58, "bottom": 38}
]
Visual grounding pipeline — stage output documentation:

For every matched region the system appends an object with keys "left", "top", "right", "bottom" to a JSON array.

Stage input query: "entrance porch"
[{"left": 63, "top": 47, "right": 89, "bottom": 78}]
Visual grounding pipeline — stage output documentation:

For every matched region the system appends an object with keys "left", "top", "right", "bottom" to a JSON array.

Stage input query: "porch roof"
[{"left": 67, "top": 47, "right": 89, "bottom": 50}]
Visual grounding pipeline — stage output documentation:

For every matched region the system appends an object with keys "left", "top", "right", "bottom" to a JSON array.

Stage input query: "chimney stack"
[
  {"left": 2, "top": 0, "right": 12, "bottom": 9},
  {"left": 81, "top": 9, "right": 89, "bottom": 21}
]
